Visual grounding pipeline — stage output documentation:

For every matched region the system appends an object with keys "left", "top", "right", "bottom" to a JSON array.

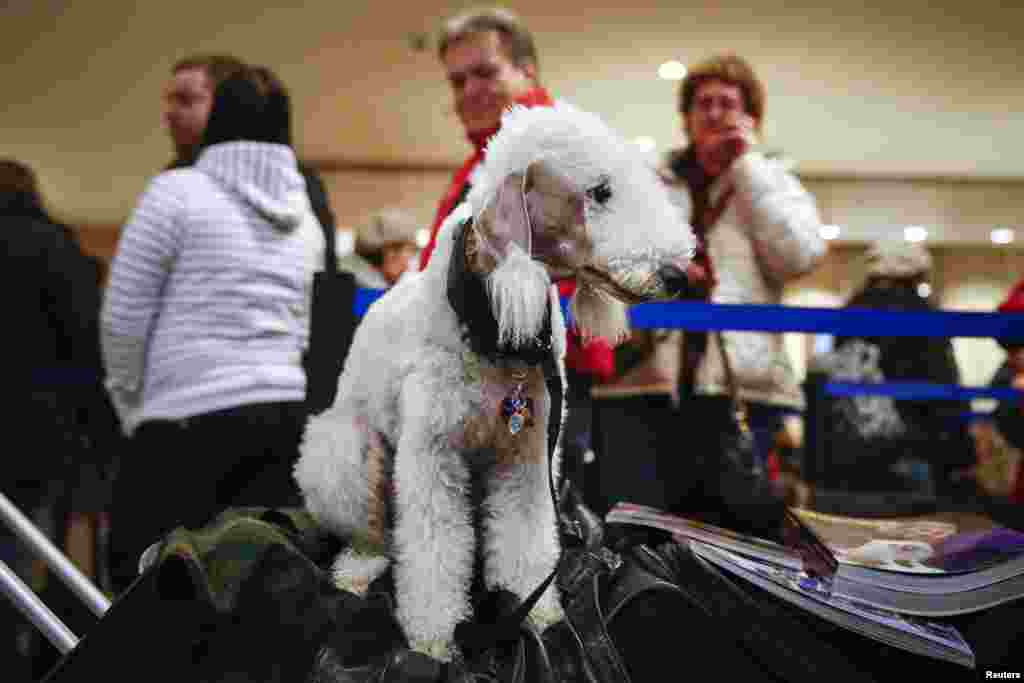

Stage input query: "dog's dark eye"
[{"left": 586, "top": 180, "right": 612, "bottom": 206}]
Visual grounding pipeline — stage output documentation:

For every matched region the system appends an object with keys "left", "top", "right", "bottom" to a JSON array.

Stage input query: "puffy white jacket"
[
  {"left": 659, "top": 149, "right": 827, "bottom": 408},
  {"left": 102, "top": 142, "right": 325, "bottom": 434}
]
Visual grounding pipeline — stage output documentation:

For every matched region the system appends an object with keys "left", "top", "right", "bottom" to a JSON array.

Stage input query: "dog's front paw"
[
  {"left": 528, "top": 594, "right": 565, "bottom": 632},
  {"left": 409, "top": 638, "right": 459, "bottom": 663},
  {"left": 330, "top": 547, "right": 390, "bottom": 596}
]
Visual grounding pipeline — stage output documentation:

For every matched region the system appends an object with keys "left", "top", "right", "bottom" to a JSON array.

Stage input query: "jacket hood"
[{"left": 195, "top": 142, "right": 307, "bottom": 231}]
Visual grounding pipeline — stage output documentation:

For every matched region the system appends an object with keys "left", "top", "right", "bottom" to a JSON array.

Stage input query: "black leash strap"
[{"left": 455, "top": 333, "right": 574, "bottom": 659}]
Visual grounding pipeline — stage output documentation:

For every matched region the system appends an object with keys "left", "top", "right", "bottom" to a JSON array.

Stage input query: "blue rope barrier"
[
  {"left": 353, "top": 289, "right": 1024, "bottom": 340},
  {"left": 824, "top": 381, "right": 1022, "bottom": 403},
  {"left": 353, "top": 287, "right": 1024, "bottom": 406},
  {"left": 627, "top": 301, "right": 1024, "bottom": 339}
]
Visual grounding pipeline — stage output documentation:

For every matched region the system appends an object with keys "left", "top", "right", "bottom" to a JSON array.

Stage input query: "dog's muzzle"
[
  {"left": 657, "top": 264, "right": 689, "bottom": 298},
  {"left": 600, "top": 247, "right": 693, "bottom": 301}
]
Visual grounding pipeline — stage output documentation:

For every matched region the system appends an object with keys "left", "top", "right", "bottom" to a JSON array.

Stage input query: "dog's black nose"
[{"left": 658, "top": 264, "right": 689, "bottom": 297}]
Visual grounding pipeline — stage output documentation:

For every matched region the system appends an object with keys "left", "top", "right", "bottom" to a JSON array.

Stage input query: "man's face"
[
  {"left": 1007, "top": 346, "right": 1024, "bottom": 375},
  {"left": 442, "top": 30, "right": 536, "bottom": 135},
  {"left": 684, "top": 79, "right": 747, "bottom": 153},
  {"left": 380, "top": 243, "right": 420, "bottom": 286},
  {"left": 163, "top": 67, "right": 214, "bottom": 155}
]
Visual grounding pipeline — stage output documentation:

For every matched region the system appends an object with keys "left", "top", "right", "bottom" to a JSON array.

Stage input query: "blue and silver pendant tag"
[{"left": 501, "top": 384, "right": 534, "bottom": 435}]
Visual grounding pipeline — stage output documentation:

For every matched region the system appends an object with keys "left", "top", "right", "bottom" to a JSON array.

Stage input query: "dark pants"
[
  {"left": 107, "top": 401, "right": 307, "bottom": 593},
  {"left": 744, "top": 401, "right": 795, "bottom": 474},
  {"left": 664, "top": 394, "right": 792, "bottom": 542},
  {"left": 560, "top": 369, "right": 595, "bottom": 496},
  {"left": 592, "top": 392, "right": 790, "bottom": 543}
]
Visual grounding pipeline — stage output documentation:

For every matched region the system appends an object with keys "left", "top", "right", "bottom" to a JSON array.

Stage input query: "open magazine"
[
  {"left": 688, "top": 541, "right": 975, "bottom": 669},
  {"left": 605, "top": 502, "right": 1024, "bottom": 616},
  {"left": 790, "top": 508, "right": 1024, "bottom": 591}
]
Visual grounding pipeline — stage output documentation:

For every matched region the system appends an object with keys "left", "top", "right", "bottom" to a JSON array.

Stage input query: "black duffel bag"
[{"left": 47, "top": 498, "right": 954, "bottom": 683}]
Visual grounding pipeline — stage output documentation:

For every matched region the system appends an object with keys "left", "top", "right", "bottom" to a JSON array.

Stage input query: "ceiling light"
[
  {"left": 632, "top": 136, "right": 656, "bottom": 152},
  {"left": 819, "top": 224, "right": 841, "bottom": 240},
  {"left": 917, "top": 282, "right": 932, "bottom": 298},
  {"left": 904, "top": 225, "right": 928, "bottom": 242},
  {"left": 415, "top": 228, "right": 431, "bottom": 249},
  {"left": 991, "top": 227, "right": 1015, "bottom": 245},
  {"left": 658, "top": 60, "right": 687, "bottom": 80},
  {"left": 335, "top": 229, "right": 354, "bottom": 255}
]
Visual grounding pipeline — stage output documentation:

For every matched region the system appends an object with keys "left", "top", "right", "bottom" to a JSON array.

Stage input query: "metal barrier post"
[
  {"left": 0, "top": 560, "right": 78, "bottom": 655},
  {"left": 0, "top": 491, "right": 110, "bottom": 618}
]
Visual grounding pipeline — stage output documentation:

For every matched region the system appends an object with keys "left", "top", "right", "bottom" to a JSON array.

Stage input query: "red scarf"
[
  {"left": 418, "top": 86, "right": 614, "bottom": 381},
  {"left": 418, "top": 86, "right": 554, "bottom": 270}
]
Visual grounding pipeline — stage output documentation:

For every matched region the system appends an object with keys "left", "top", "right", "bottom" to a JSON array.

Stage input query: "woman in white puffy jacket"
[
  {"left": 658, "top": 54, "right": 827, "bottom": 479},
  {"left": 101, "top": 66, "right": 324, "bottom": 590}
]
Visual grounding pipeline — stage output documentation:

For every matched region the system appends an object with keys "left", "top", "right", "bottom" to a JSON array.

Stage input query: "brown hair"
[
  {"left": 679, "top": 54, "right": 765, "bottom": 131},
  {"left": 0, "top": 158, "right": 44, "bottom": 215},
  {"left": 171, "top": 54, "right": 246, "bottom": 88},
  {"left": 438, "top": 7, "right": 539, "bottom": 75}
]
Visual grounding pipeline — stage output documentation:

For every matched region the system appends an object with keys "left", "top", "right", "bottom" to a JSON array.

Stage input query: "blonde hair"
[{"left": 438, "top": 7, "right": 539, "bottom": 75}]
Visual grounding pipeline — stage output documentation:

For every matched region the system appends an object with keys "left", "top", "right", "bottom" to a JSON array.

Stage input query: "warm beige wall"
[
  {"left": 316, "top": 166, "right": 451, "bottom": 235},
  {"left": 316, "top": 169, "right": 1024, "bottom": 248},
  {"left": 3, "top": 0, "right": 1023, "bottom": 227},
  {"left": 802, "top": 178, "right": 1024, "bottom": 245},
  {"left": 78, "top": 168, "right": 1024, "bottom": 256}
]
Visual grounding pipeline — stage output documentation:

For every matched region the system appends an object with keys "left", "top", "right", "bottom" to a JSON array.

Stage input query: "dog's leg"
[
  {"left": 295, "top": 405, "right": 373, "bottom": 543},
  {"left": 296, "top": 406, "right": 395, "bottom": 595},
  {"left": 484, "top": 460, "right": 564, "bottom": 631},
  {"left": 329, "top": 428, "right": 393, "bottom": 595},
  {"left": 392, "top": 375, "right": 476, "bottom": 662}
]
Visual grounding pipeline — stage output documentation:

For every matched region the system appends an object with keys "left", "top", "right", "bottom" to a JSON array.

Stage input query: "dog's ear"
[{"left": 475, "top": 168, "right": 536, "bottom": 268}]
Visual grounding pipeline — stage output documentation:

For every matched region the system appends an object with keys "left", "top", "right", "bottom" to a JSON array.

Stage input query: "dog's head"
[{"left": 457, "top": 103, "right": 695, "bottom": 345}]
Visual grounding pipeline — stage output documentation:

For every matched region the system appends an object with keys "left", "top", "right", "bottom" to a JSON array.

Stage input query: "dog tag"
[{"left": 501, "top": 385, "right": 534, "bottom": 435}]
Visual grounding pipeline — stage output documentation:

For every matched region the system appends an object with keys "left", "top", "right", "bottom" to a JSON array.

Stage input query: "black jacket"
[
  {"left": 833, "top": 280, "right": 975, "bottom": 474},
  {"left": 838, "top": 282, "right": 965, "bottom": 434},
  {"left": 3, "top": 208, "right": 102, "bottom": 389},
  {"left": 4, "top": 208, "right": 114, "bottom": 486}
]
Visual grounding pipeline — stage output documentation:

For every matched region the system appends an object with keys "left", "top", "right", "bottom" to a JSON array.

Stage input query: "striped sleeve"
[{"left": 101, "top": 173, "right": 186, "bottom": 420}]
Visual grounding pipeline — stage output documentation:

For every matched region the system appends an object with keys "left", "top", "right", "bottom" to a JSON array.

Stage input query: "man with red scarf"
[{"left": 421, "top": 8, "right": 614, "bottom": 493}]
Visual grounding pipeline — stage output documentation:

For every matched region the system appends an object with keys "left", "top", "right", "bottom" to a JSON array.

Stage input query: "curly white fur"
[
  {"left": 485, "top": 241, "right": 552, "bottom": 347},
  {"left": 296, "top": 103, "right": 694, "bottom": 661}
]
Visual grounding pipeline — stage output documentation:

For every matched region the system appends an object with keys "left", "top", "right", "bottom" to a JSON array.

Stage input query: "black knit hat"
[{"left": 201, "top": 66, "right": 291, "bottom": 149}]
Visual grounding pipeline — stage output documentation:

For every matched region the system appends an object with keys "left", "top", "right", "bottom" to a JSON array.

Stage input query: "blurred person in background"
[
  {"left": 828, "top": 239, "right": 974, "bottom": 496},
  {"left": 656, "top": 54, "right": 827, "bottom": 481},
  {"left": 339, "top": 208, "right": 421, "bottom": 289},
  {"left": 417, "top": 7, "right": 549, "bottom": 268},
  {"left": 418, "top": 6, "right": 614, "bottom": 497},
  {"left": 163, "top": 53, "right": 337, "bottom": 235},
  {"left": 0, "top": 159, "right": 116, "bottom": 675},
  {"left": 103, "top": 65, "right": 325, "bottom": 592},
  {"left": 847, "top": 242, "right": 974, "bottom": 493}
]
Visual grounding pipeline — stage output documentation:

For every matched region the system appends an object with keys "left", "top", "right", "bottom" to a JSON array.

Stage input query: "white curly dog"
[{"left": 295, "top": 103, "right": 695, "bottom": 662}]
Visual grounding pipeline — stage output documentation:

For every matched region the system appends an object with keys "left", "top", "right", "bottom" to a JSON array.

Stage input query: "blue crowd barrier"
[
  {"left": 626, "top": 301, "right": 1024, "bottom": 339},
  {"left": 354, "top": 288, "right": 1024, "bottom": 340},
  {"left": 354, "top": 286, "right": 1024, "bottom": 407},
  {"left": 824, "top": 381, "right": 1021, "bottom": 403},
  {"left": 45, "top": 289, "right": 1023, "bottom": 395}
]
